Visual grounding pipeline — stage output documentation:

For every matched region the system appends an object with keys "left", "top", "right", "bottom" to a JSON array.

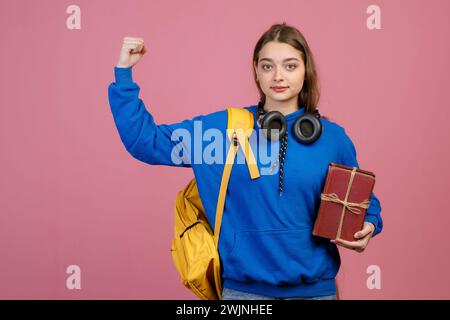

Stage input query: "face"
[{"left": 254, "top": 41, "right": 306, "bottom": 107}]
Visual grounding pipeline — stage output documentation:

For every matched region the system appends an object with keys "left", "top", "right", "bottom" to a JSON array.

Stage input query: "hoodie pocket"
[{"left": 224, "top": 227, "right": 335, "bottom": 286}]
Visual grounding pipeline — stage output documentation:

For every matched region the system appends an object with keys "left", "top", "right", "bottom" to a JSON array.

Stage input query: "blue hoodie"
[{"left": 108, "top": 66, "right": 383, "bottom": 298}]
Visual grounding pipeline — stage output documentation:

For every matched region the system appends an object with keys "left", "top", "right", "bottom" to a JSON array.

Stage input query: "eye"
[
  {"left": 262, "top": 64, "right": 272, "bottom": 71},
  {"left": 287, "top": 64, "right": 297, "bottom": 70}
]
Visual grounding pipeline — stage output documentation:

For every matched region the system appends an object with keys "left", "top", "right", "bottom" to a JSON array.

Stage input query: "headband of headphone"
[{"left": 256, "top": 101, "right": 322, "bottom": 144}]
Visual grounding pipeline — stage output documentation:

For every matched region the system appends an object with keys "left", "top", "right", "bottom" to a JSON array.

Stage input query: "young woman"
[{"left": 108, "top": 23, "right": 383, "bottom": 300}]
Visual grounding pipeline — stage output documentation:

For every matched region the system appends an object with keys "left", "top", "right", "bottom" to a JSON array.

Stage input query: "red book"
[{"left": 313, "top": 162, "right": 376, "bottom": 242}]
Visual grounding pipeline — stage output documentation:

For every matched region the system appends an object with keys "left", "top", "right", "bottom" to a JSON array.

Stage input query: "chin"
[{"left": 268, "top": 94, "right": 295, "bottom": 103}]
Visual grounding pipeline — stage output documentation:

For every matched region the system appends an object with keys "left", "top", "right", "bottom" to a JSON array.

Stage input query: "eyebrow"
[{"left": 259, "top": 57, "right": 300, "bottom": 63}]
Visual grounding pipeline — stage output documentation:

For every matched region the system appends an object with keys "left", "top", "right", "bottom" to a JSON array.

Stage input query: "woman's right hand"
[{"left": 116, "top": 37, "right": 147, "bottom": 68}]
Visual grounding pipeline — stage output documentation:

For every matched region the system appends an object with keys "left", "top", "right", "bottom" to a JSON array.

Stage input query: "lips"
[{"left": 272, "top": 86, "right": 288, "bottom": 92}]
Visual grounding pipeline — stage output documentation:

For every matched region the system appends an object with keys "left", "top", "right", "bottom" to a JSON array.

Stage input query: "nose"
[{"left": 273, "top": 67, "right": 284, "bottom": 83}]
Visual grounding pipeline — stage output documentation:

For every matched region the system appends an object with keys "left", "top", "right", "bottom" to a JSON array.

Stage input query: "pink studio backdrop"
[{"left": 0, "top": 0, "right": 449, "bottom": 299}]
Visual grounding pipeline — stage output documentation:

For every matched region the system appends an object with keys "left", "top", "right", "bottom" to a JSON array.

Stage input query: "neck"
[{"left": 263, "top": 97, "right": 300, "bottom": 116}]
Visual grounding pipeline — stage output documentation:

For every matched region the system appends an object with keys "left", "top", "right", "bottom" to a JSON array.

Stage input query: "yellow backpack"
[{"left": 171, "top": 107, "right": 260, "bottom": 300}]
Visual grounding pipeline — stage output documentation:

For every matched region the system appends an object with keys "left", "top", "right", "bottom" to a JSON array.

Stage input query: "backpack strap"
[
  {"left": 226, "top": 108, "right": 260, "bottom": 179},
  {"left": 213, "top": 108, "right": 260, "bottom": 247}
]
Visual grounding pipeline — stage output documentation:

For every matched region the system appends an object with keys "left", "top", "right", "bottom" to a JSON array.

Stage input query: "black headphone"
[{"left": 256, "top": 101, "right": 322, "bottom": 144}]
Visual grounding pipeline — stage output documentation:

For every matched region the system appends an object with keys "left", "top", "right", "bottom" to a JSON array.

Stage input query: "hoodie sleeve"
[
  {"left": 108, "top": 66, "right": 202, "bottom": 167},
  {"left": 339, "top": 127, "right": 383, "bottom": 238}
]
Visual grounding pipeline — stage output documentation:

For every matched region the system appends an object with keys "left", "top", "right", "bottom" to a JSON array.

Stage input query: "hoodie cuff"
[
  {"left": 114, "top": 66, "right": 134, "bottom": 85},
  {"left": 364, "top": 215, "right": 379, "bottom": 237}
]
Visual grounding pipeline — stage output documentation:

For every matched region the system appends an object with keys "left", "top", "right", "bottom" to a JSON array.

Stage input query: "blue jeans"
[{"left": 222, "top": 287, "right": 337, "bottom": 300}]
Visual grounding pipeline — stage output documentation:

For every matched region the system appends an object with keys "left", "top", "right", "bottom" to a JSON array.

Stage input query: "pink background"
[{"left": 0, "top": 0, "right": 449, "bottom": 299}]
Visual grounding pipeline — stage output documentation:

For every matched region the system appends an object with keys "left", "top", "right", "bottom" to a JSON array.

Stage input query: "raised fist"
[{"left": 116, "top": 37, "right": 147, "bottom": 68}]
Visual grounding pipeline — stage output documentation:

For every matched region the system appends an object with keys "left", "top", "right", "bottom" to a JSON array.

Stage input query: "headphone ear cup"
[
  {"left": 292, "top": 113, "right": 322, "bottom": 144},
  {"left": 260, "top": 111, "right": 287, "bottom": 141}
]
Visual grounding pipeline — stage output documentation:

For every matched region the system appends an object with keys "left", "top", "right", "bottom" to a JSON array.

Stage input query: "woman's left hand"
[{"left": 330, "top": 222, "right": 375, "bottom": 253}]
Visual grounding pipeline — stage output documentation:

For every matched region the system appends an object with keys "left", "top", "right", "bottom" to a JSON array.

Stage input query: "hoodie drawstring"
[{"left": 279, "top": 133, "right": 288, "bottom": 196}]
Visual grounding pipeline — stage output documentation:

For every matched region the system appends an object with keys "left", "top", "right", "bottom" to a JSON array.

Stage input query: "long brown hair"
[{"left": 252, "top": 22, "right": 329, "bottom": 120}]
